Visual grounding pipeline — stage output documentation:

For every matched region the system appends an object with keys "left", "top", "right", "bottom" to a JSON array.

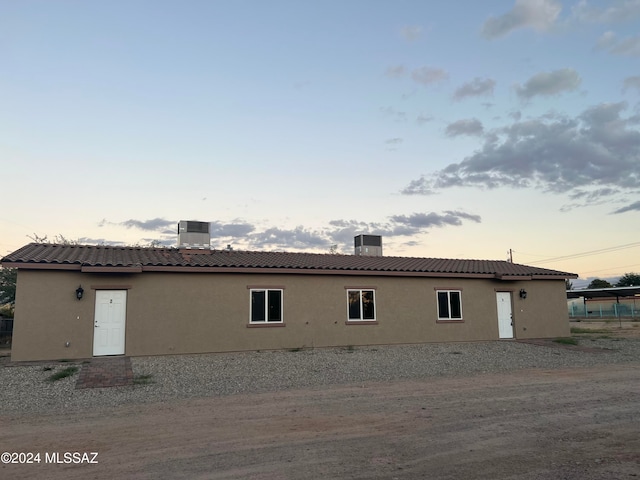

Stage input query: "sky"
[{"left": 1, "top": 0, "right": 639, "bottom": 287}]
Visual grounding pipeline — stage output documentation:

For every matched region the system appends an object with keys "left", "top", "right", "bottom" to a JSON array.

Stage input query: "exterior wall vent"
[
  {"left": 354, "top": 234, "right": 382, "bottom": 256},
  {"left": 178, "top": 221, "right": 211, "bottom": 249}
]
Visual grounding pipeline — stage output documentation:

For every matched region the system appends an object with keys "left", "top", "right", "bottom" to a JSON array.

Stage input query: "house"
[{"left": 1, "top": 236, "right": 577, "bottom": 362}]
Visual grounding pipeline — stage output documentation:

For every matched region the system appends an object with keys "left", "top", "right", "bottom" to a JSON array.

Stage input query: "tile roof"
[{"left": 1, "top": 243, "right": 577, "bottom": 280}]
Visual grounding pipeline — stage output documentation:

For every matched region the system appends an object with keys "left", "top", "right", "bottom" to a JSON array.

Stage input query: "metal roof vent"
[
  {"left": 354, "top": 234, "right": 382, "bottom": 256},
  {"left": 178, "top": 221, "right": 211, "bottom": 249}
]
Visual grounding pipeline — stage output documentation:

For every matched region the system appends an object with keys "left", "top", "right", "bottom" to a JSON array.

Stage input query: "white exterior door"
[
  {"left": 496, "top": 292, "right": 514, "bottom": 339},
  {"left": 93, "top": 290, "right": 127, "bottom": 356}
]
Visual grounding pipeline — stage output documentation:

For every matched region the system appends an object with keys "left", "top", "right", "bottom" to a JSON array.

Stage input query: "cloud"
[
  {"left": 385, "top": 65, "right": 406, "bottom": 78},
  {"left": 481, "top": 0, "right": 562, "bottom": 39},
  {"left": 560, "top": 187, "right": 623, "bottom": 211},
  {"left": 104, "top": 218, "right": 175, "bottom": 233},
  {"left": 402, "top": 178, "right": 436, "bottom": 196},
  {"left": 445, "top": 118, "right": 484, "bottom": 137},
  {"left": 327, "top": 211, "right": 481, "bottom": 247},
  {"left": 572, "top": 0, "right": 640, "bottom": 24},
  {"left": 612, "top": 200, "right": 640, "bottom": 214},
  {"left": 596, "top": 30, "right": 617, "bottom": 49},
  {"left": 209, "top": 221, "right": 255, "bottom": 238},
  {"left": 411, "top": 66, "right": 448, "bottom": 85},
  {"left": 453, "top": 78, "right": 496, "bottom": 101},
  {"left": 514, "top": 68, "right": 581, "bottom": 99},
  {"left": 249, "top": 226, "right": 329, "bottom": 250},
  {"left": 400, "top": 26, "right": 422, "bottom": 41},
  {"left": 623, "top": 76, "right": 640, "bottom": 93},
  {"left": 568, "top": 187, "right": 621, "bottom": 201},
  {"left": 401, "top": 102, "right": 640, "bottom": 205},
  {"left": 389, "top": 212, "right": 481, "bottom": 230},
  {"left": 416, "top": 114, "right": 434, "bottom": 125},
  {"left": 245, "top": 212, "right": 481, "bottom": 252},
  {"left": 596, "top": 31, "right": 640, "bottom": 56}
]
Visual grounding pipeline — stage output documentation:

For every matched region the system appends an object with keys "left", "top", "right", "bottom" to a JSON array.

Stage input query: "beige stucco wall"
[{"left": 10, "top": 269, "right": 571, "bottom": 361}]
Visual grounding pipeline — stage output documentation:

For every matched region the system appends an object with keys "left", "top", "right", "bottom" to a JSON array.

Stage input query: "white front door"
[
  {"left": 496, "top": 292, "right": 514, "bottom": 339},
  {"left": 93, "top": 290, "right": 127, "bottom": 356}
]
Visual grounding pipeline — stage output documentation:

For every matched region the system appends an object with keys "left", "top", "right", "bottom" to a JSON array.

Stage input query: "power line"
[
  {"left": 579, "top": 263, "right": 640, "bottom": 276},
  {"left": 509, "top": 250, "right": 557, "bottom": 259},
  {"left": 520, "top": 242, "right": 640, "bottom": 265}
]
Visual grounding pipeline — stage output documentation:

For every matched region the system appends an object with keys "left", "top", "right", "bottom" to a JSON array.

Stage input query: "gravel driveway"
[{"left": 1, "top": 329, "right": 639, "bottom": 416}]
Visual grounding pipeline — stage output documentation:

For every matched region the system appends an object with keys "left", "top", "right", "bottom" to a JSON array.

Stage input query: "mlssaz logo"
[{"left": 45, "top": 452, "right": 99, "bottom": 464}]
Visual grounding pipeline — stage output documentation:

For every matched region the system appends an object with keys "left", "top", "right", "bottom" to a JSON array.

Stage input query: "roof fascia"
[
  {"left": 495, "top": 274, "right": 533, "bottom": 281},
  {"left": 532, "top": 274, "right": 578, "bottom": 280},
  {"left": 81, "top": 266, "right": 143, "bottom": 273},
  {"left": 0, "top": 262, "right": 81, "bottom": 271}
]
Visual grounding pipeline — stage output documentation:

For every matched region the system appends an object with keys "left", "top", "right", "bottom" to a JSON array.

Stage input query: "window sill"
[
  {"left": 436, "top": 319, "right": 464, "bottom": 323},
  {"left": 246, "top": 323, "right": 286, "bottom": 328},
  {"left": 345, "top": 320, "right": 378, "bottom": 325}
]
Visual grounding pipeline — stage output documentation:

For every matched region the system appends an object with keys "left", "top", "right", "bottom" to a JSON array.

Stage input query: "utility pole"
[{"left": 508, "top": 249, "right": 513, "bottom": 263}]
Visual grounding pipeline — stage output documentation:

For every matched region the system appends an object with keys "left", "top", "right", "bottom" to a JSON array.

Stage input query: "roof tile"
[{"left": 1, "top": 243, "right": 577, "bottom": 279}]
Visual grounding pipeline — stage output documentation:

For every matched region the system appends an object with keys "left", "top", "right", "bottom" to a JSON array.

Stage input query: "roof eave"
[
  {"left": 81, "top": 266, "right": 143, "bottom": 273},
  {"left": 533, "top": 273, "right": 578, "bottom": 280},
  {"left": 0, "top": 262, "right": 81, "bottom": 271},
  {"left": 495, "top": 274, "right": 533, "bottom": 281}
]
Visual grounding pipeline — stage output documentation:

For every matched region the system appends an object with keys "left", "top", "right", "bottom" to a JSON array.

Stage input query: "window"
[
  {"left": 347, "top": 289, "right": 376, "bottom": 321},
  {"left": 437, "top": 290, "right": 462, "bottom": 320},
  {"left": 250, "top": 289, "right": 283, "bottom": 323}
]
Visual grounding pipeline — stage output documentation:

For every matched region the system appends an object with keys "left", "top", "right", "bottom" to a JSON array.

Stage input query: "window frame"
[
  {"left": 249, "top": 288, "right": 284, "bottom": 324},
  {"left": 436, "top": 289, "right": 463, "bottom": 322},
  {"left": 346, "top": 288, "right": 377, "bottom": 323}
]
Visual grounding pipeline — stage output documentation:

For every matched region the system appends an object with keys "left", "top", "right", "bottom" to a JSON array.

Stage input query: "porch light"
[
  {"left": 519, "top": 289, "right": 527, "bottom": 299},
  {"left": 75, "top": 286, "right": 84, "bottom": 300}
]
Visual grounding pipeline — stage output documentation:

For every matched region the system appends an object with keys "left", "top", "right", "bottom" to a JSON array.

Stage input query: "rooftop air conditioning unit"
[
  {"left": 354, "top": 234, "right": 382, "bottom": 256},
  {"left": 178, "top": 221, "right": 211, "bottom": 249}
]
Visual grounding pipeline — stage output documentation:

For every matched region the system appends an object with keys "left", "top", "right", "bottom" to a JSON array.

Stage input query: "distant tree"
[
  {"left": 587, "top": 278, "right": 613, "bottom": 289},
  {"left": 27, "top": 233, "right": 48, "bottom": 243},
  {"left": 0, "top": 268, "right": 17, "bottom": 306},
  {"left": 565, "top": 280, "right": 573, "bottom": 290},
  {"left": 147, "top": 239, "right": 164, "bottom": 248},
  {"left": 28, "top": 233, "right": 166, "bottom": 248},
  {"left": 27, "top": 233, "right": 78, "bottom": 245},
  {"left": 131, "top": 239, "right": 165, "bottom": 248},
  {"left": 616, "top": 272, "right": 640, "bottom": 287}
]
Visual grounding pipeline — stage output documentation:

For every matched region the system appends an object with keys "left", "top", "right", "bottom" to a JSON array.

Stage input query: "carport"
[{"left": 567, "top": 286, "right": 640, "bottom": 324}]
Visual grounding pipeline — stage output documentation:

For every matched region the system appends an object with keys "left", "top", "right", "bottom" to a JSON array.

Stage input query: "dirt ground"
[
  {"left": 570, "top": 319, "right": 640, "bottom": 337},
  {"left": 1, "top": 325, "right": 639, "bottom": 480}
]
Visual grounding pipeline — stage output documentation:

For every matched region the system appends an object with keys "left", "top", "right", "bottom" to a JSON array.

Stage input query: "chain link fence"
[{"left": 568, "top": 301, "right": 638, "bottom": 319}]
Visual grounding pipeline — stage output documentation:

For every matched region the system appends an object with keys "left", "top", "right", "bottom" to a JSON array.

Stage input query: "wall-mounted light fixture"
[
  {"left": 519, "top": 288, "right": 527, "bottom": 299},
  {"left": 75, "top": 285, "right": 84, "bottom": 300}
]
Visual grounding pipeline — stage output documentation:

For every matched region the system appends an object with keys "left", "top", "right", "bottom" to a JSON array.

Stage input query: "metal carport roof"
[{"left": 566, "top": 286, "right": 640, "bottom": 299}]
